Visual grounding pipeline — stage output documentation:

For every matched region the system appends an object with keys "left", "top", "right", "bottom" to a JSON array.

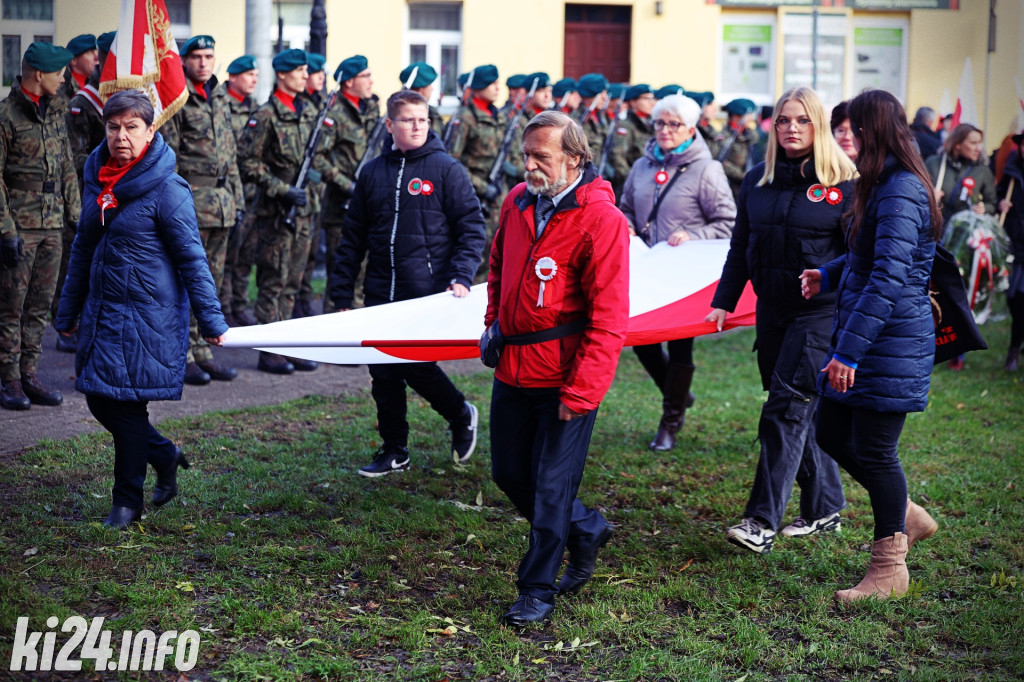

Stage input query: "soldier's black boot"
[
  {"left": 649, "top": 364, "right": 695, "bottom": 451},
  {"left": 55, "top": 330, "right": 77, "bottom": 353},
  {"left": 0, "top": 379, "right": 31, "bottom": 410},
  {"left": 257, "top": 351, "right": 295, "bottom": 375},
  {"left": 197, "top": 360, "right": 238, "bottom": 381},
  {"left": 184, "top": 362, "right": 212, "bottom": 385},
  {"left": 21, "top": 374, "right": 63, "bottom": 406}
]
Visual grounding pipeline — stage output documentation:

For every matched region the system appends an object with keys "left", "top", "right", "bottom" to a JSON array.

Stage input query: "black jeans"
[
  {"left": 632, "top": 337, "right": 694, "bottom": 389},
  {"left": 490, "top": 379, "right": 608, "bottom": 604},
  {"left": 86, "top": 394, "right": 178, "bottom": 510},
  {"left": 815, "top": 397, "right": 908, "bottom": 540},
  {"left": 368, "top": 362, "right": 466, "bottom": 448},
  {"left": 1008, "top": 294, "right": 1024, "bottom": 350}
]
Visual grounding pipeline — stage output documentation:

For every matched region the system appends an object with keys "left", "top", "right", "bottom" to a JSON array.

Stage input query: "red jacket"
[{"left": 485, "top": 164, "right": 630, "bottom": 412}]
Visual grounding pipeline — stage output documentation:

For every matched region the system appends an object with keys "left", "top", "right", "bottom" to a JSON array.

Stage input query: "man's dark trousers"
[
  {"left": 490, "top": 379, "right": 608, "bottom": 604},
  {"left": 368, "top": 362, "right": 466, "bottom": 447}
]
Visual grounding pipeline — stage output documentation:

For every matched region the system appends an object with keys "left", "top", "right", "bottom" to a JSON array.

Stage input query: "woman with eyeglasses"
[
  {"left": 619, "top": 94, "right": 736, "bottom": 452},
  {"left": 706, "top": 87, "right": 855, "bottom": 555},
  {"left": 830, "top": 100, "right": 857, "bottom": 163},
  {"left": 799, "top": 89, "right": 941, "bottom": 602}
]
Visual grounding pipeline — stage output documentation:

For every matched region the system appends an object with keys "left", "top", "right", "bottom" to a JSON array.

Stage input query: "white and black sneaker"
[
  {"left": 358, "top": 444, "right": 410, "bottom": 478},
  {"left": 727, "top": 517, "right": 776, "bottom": 554},
  {"left": 780, "top": 512, "right": 841, "bottom": 537},
  {"left": 450, "top": 402, "right": 478, "bottom": 464}
]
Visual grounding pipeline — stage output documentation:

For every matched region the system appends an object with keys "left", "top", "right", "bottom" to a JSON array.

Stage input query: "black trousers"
[
  {"left": 816, "top": 398, "right": 908, "bottom": 540},
  {"left": 86, "top": 394, "right": 178, "bottom": 509},
  {"left": 632, "top": 337, "right": 694, "bottom": 389},
  {"left": 490, "top": 379, "right": 608, "bottom": 604},
  {"left": 368, "top": 362, "right": 466, "bottom": 448}
]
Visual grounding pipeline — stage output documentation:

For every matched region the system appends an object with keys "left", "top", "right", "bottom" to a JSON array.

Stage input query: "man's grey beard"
[{"left": 525, "top": 161, "right": 569, "bottom": 198}]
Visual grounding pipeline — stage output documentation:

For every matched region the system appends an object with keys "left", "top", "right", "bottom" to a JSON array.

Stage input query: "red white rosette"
[
  {"left": 535, "top": 256, "right": 557, "bottom": 307},
  {"left": 655, "top": 170, "right": 669, "bottom": 185},
  {"left": 824, "top": 186, "right": 843, "bottom": 205}
]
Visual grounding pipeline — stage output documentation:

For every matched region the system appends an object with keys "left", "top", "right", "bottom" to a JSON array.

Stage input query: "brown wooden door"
[{"left": 564, "top": 4, "right": 632, "bottom": 82}]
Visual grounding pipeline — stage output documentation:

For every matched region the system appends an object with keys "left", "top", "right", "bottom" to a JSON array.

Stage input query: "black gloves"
[
  {"left": 281, "top": 186, "right": 307, "bottom": 207},
  {"left": 235, "top": 209, "right": 245, "bottom": 227},
  {"left": 1, "top": 236, "right": 24, "bottom": 268}
]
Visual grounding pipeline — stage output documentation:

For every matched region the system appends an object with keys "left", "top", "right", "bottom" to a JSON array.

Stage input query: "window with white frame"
[
  {"left": 405, "top": 2, "right": 462, "bottom": 110},
  {"left": 1, "top": 0, "right": 53, "bottom": 94}
]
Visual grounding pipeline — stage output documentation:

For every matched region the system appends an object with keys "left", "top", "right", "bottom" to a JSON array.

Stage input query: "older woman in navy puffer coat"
[
  {"left": 800, "top": 90, "right": 941, "bottom": 603},
  {"left": 56, "top": 90, "right": 228, "bottom": 530}
]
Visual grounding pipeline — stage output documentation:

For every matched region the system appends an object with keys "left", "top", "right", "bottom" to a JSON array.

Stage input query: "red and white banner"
[
  {"left": 951, "top": 57, "right": 978, "bottom": 129},
  {"left": 98, "top": 0, "right": 187, "bottom": 130},
  {"left": 222, "top": 238, "right": 757, "bottom": 364}
]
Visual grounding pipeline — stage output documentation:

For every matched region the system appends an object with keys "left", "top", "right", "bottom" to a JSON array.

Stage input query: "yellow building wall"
[
  {"left": 191, "top": 0, "right": 246, "bottom": 78},
  {"left": 324, "top": 0, "right": 404, "bottom": 85},
  {"left": 54, "top": 2, "right": 121, "bottom": 46}
]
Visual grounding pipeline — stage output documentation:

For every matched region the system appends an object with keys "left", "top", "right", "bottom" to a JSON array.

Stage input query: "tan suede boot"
[
  {"left": 835, "top": 532, "right": 909, "bottom": 603},
  {"left": 905, "top": 499, "right": 938, "bottom": 549}
]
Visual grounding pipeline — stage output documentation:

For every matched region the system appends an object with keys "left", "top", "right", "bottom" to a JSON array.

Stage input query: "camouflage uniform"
[
  {"left": 608, "top": 110, "right": 653, "bottom": 200},
  {"left": 0, "top": 80, "right": 80, "bottom": 382},
  {"left": 212, "top": 80, "right": 259, "bottom": 321},
  {"left": 715, "top": 124, "right": 759, "bottom": 201},
  {"left": 572, "top": 104, "right": 609, "bottom": 165},
  {"left": 428, "top": 104, "right": 445, "bottom": 142},
  {"left": 698, "top": 122, "right": 721, "bottom": 160},
  {"left": 296, "top": 88, "right": 329, "bottom": 317},
  {"left": 318, "top": 94, "right": 380, "bottom": 312},
  {"left": 449, "top": 100, "right": 504, "bottom": 279},
  {"left": 57, "top": 67, "right": 83, "bottom": 102},
  {"left": 163, "top": 76, "right": 244, "bottom": 365},
  {"left": 238, "top": 93, "right": 326, "bottom": 325},
  {"left": 504, "top": 106, "right": 539, "bottom": 189}
]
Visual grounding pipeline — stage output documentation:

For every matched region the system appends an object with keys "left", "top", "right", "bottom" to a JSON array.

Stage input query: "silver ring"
[{"left": 840, "top": 376, "right": 848, "bottom": 380}]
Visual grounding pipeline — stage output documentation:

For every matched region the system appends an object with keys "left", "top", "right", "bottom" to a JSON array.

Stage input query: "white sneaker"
[
  {"left": 727, "top": 517, "right": 776, "bottom": 554},
  {"left": 780, "top": 512, "right": 841, "bottom": 537}
]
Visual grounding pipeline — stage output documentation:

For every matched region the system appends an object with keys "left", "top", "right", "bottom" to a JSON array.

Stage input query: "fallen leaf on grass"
[
  {"left": 619, "top": 472, "right": 635, "bottom": 479},
  {"left": 23, "top": 547, "right": 38, "bottom": 557},
  {"left": 678, "top": 559, "right": 693, "bottom": 572},
  {"left": 175, "top": 581, "right": 195, "bottom": 592},
  {"left": 532, "top": 658, "right": 547, "bottom": 664},
  {"left": 475, "top": 491, "right": 483, "bottom": 506}
]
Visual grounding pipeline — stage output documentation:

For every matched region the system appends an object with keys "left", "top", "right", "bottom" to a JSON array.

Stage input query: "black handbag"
[{"left": 930, "top": 243, "right": 988, "bottom": 364}]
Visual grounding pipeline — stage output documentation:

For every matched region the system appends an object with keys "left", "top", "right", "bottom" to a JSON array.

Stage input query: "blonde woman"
[{"left": 706, "top": 87, "right": 857, "bottom": 554}]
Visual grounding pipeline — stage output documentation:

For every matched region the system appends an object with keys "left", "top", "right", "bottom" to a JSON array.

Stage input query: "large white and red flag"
[
  {"left": 951, "top": 57, "right": 978, "bottom": 128},
  {"left": 98, "top": 0, "right": 187, "bottom": 130},
  {"left": 222, "top": 238, "right": 758, "bottom": 365}
]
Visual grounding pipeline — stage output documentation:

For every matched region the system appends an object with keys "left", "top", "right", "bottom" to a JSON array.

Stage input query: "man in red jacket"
[{"left": 485, "top": 111, "right": 630, "bottom": 626}]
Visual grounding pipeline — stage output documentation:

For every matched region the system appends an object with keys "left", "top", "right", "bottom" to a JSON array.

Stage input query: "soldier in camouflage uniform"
[
  {"left": 716, "top": 98, "right": 759, "bottom": 201},
  {"left": 499, "top": 74, "right": 526, "bottom": 119},
  {"left": 449, "top": 64, "right": 503, "bottom": 280},
  {"left": 571, "top": 73, "right": 610, "bottom": 164},
  {"left": 401, "top": 61, "right": 445, "bottom": 140},
  {"left": 552, "top": 78, "right": 579, "bottom": 115},
  {"left": 608, "top": 83, "right": 655, "bottom": 201},
  {"left": 0, "top": 43, "right": 79, "bottom": 410},
  {"left": 694, "top": 91, "right": 722, "bottom": 158},
  {"left": 214, "top": 55, "right": 260, "bottom": 328},
  {"left": 58, "top": 35, "right": 97, "bottom": 102},
  {"left": 505, "top": 72, "right": 552, "bottom": 189},
  {"left": 294, "top": 52, "right": 329, "bottom": 320},
  {"left": 315, "top": 54, "right": 381, "bottom": 314},
  {"left": 162, "top": 35, "right": 243, "bottom": 385},
  {"left": 238, "top": 48, "right": 327, "bottom": 374}
]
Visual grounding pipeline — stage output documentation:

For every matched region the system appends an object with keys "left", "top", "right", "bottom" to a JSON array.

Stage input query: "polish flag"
[
  {"left": 98, "top": 0, "right": 187, "bottom": 131},
  {"left": 951, "top": 57, "right": 978, "bottom": 128}
]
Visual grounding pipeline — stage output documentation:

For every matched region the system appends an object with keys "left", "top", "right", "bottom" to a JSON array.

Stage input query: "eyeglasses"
[
  {"left": 392, "top": 117, "right": 429, "bottom": 128},
  {"left": 775, "top": 116, "right": 813, "bottom": 131},
  {"left": 653, "top": 120, "right": 686, "bottom": 131}
]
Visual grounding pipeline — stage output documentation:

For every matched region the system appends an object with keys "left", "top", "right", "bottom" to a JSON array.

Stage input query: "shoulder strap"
[{"left": 644, "top": 164, "right": 688, "bottom": 232}]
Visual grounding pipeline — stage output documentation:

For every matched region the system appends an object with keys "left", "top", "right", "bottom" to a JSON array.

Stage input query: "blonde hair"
[{"left": 758, "top": 87, "right": 857, "bottom": 187}]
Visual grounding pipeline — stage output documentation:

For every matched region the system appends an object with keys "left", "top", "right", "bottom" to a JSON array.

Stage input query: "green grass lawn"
[{"left": 1, "top": 319, "right": 1021, "bottom": 681}]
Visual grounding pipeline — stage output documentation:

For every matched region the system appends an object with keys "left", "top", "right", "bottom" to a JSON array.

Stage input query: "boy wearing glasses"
[{"left": 329, "top": 90, "right": 487, "bottom": 477}]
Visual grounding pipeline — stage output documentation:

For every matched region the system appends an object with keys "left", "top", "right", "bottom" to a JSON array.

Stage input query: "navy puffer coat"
[
  {"left": 818, "top": 156, "right": 936, "bottom": 412},
  {"left": 55, "top": 133, "right": 227, "bottom": 401},
  {"left": 330, "top": 132, "right": 486, "bottom": 308}
]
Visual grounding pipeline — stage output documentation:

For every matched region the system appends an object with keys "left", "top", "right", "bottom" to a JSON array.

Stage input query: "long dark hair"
[{"left": 846, "top": 90, "right": 942, "bottom": 243}]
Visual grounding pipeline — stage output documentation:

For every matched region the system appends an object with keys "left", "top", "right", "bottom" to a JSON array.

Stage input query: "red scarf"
[
  {"left": 274, "top": 88, "right": 296, "bottom": 112},
  {"left": 72, "top": 71, "right": 87, "bottom": 89},
  {"left": 532, "top": 104, "right": 546, "bottom": 116},
  {"left": 343, "top": 91, "right": 360, "bottom": 109},
  {"left": 227, "top": 86, "right": 246, "bottom": 103},
  {"left": 191, "top": 79, "right": 207, "bottom": 100},
  {"left": 22, "top": 88, "right": 41, "bottom": 105},
  {"left": 472, "top": 97, "right": 493, "bottom": 115},
  {"left": 96, "top": 144, "right": 149, "bottom": 224}
]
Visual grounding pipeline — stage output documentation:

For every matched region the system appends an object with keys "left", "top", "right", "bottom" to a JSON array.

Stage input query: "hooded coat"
[
  {"left": 55, "top": 132, "right": 227, "bottom": 401},
  {"left": 619, "top": 133, "right": 735, "bottom": 244}
]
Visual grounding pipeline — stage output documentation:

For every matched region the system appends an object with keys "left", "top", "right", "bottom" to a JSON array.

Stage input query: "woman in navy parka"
[
  {"left": 56, "top": 90, "right": 228, "bottom": 530},
  {"left": 800, "top": 90, "right": 941, "bottom": 602}
]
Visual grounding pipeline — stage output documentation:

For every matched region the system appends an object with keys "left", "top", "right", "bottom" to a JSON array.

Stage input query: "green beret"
[
  {"left": 577, "top": 73, "right": 609, "bottom": 99},
  {"left": 457, "top": 72, "right": 469, "bottom": 88},
  {"left": 468, "top": 64, "right": 498, "bottom": 89},
  {"left": 179, "top": 35, "right": 215, "bottom": 57},
  {"left": 506, "top": 74, "right": 527, "bottom": 89},
  {"left": 725, "top": 98, "right": 757, "bottom": 116},
  {"left": 552, "top": 78, "right": 576, "bottom": 99},
  {"left": 607, "top": 83, "right": 625, "bottom": 100},
  {"left": 624, "top": 84, "right": 653, "bottom": 101},
  {"left": 66, "top": 34, "right": 96, "bottom": 57},
  {"left": 272, "top": 48, "right": 306, "bottom": 73},
  {"left": 400, "top": 61, "right": 437, "bottom": 89},
  {"left": 24, "top": 42, "right": 72, "bottom": 73},
  {"left": 334, "top": 55, "right": 368, "bottom": 83},
  {"left": 654, "top": 84, "right": 685, "bottom": 100},
  {"left": 227, "top": 55, "right": 257, "bottom": 75},
  {"left": 525, "top": 72, "right": 550, "bottom": 89},
  {"left": 306, "top": 53, "right": 326, "bottom": 74},
  {"left": 97, "top": 31, "right": 116, "bottom": 55}
]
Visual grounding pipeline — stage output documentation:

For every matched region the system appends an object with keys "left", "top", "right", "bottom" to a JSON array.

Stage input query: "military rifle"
[
  {"left": 351, "top": 66, "right": 421, "bottom": 184},
  {"left": 486, "top": 76, "right": 539, "bottom": 198},
  {"left": 716, "top": 111, "right": 754, "bottom": 164},
  {"left": 284, "top": 87, "right": 339, "bottom": 228},
  {"left": 573, "top": 96, "right": 600, "bottom": 126},
  {"left": 597, "top": 101, "right": 625, "bottom": 180},
  {"left": 555, "top": 91, "right": 571, "bottom": 111},
  {"left": 442, "top": 69, "right": 475, "bottom": 152}
]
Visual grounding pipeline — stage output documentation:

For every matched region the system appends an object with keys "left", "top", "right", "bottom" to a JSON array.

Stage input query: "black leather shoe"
[
  {"left": 287, "top": 356, "right": 319, "bottom": 372},
  {"left": 197, "top": 360, "right": 238, "bottom": 381},
  {"left": 501, "top": 595, "right": 554, "bottom": 627},
  {"left": 153, "top": 447, "right": 190, "bottom": 507},
  {"left": 558, "top": 524, "right": 615, "bottom": 596},
  {"left": 21, "top": 373, "right": 63, "bottom": 406},
  {"left": 1, "top": 380, "right": 31, "bottom": 410},
  {"left": 234, "top": 309, "right": 258, "bottom": 327},
  {"left": 104, "top": 506, "right": 141, "bottom": 530},
  {"left": 184, "top": 362, "right": 212, "bottom": 385},
  {"left": 257, "top": 352, "right": 295, "bottom": 375},
  {"left": 55, "top": 330, "right": 77, "bottom": 353}
]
